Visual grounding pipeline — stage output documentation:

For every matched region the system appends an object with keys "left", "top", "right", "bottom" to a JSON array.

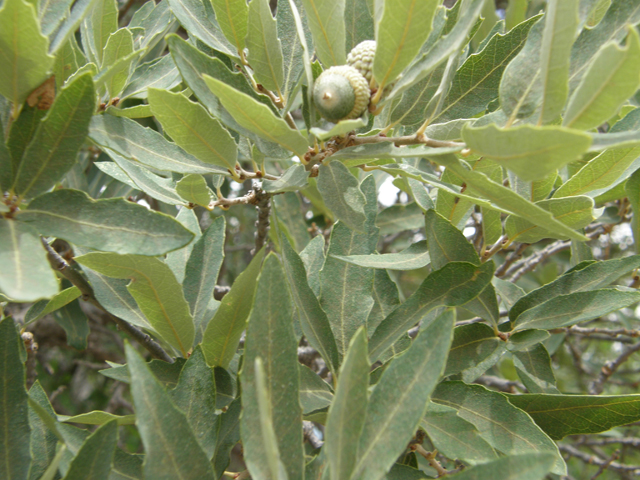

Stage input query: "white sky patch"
[{"left": 378, "top": 176, "right": 400, "bottom": 207}]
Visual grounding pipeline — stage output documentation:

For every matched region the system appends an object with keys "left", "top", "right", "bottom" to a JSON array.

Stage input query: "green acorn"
[
  {"left": 313, "top": 65, "right": 370, "bottom": 123},
  {"left": 347, "top": 40, "right": 376, "bottom": 83}
]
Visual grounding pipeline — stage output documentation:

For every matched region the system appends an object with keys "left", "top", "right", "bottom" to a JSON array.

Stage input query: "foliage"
[{"left": 3, "top": 0, "right": 640, "bottom": 478}]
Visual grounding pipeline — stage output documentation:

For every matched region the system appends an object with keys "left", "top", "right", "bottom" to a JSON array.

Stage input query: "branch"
[
  {"left": 41, "top": 238, "right": 174, "bottom": 363},
  {"left": 252, "top": 186, "right": 271, "bottom": 256},
  {"left": 559, "top": 444, "right": 640, "bottom": 474},
  {"left": 590, "top": 341, "right": 640, "bottom": 394}
]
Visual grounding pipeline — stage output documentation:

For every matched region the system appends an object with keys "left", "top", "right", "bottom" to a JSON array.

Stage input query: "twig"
[
  {"left": 41, "top": 238, "right": 174, "bottom": 363},
  {"left": 474, "top": 375, "right": 525, "bottom": 393},
  {"left": 252, "top": 187, "right": 271, "bottom": 256},
  {"left": 507, "top": 240, "right": 571, "bottom": 282},
  {"left": 580, "top": 438, "right": 640, "bottom": 449},
  {"left": 494, "top": 243, "right": 528, "bottom": 277},
  {"left": 214, "top": 286, "right": 231, "bottom": 300},
  {"left": 590, "top": 450, "right": 620, "bottom": 479},
  {"left": 590, "top": 341, "right": 640, "bottom": 394},
  {"left": 413, "top": 445, "right": 448, "bottom": 477},
  {"left": 303, "top": 421, "right": 324, "bottom": 449},
  {"left": 482, "top": 235, "right": 507, "bottom": 262},
  {"left": 553, "top": 326, "right": 640, "bottom": 339},
  {"left": 559, "top": 444, "right": 640, "bottom": 474},
  {"left": 349, "top": 133, "right": 464, "bottom": 149},
  {"left": 22, "top": 332, "right": 38, "bottom": 389}
]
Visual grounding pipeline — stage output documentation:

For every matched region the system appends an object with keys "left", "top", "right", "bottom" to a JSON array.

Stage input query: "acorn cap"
[
  {"left": 313, "top": 65, "right": 370, "bottom": 123},
  {"left": 347, "top": 40, "right": 376, "bottom": 83}
]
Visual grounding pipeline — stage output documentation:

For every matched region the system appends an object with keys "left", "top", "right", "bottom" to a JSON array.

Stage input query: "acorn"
[
  {"left": 347, "top": 40, "right": 376, "bottom": 83},
  {"left": 313, "top": 65, "right": 370, "bottom": 123}
]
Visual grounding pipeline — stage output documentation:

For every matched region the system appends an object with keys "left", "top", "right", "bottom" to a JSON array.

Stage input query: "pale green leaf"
[
  {"left": 94, "top": 50, "right": 143, "bottom": 99},
  {"left": 444, "top": 323, "right": 501, "bottom": 378},
  {"left": 505, "top": 195, "right": 594, "bottom": 243},
  {"left": 446, "top": 453, "right": 556, "bottom": 480},
  {"left": 368, "top": 261, "right": 494, "bottom": 361},
  {"left": 89, "top": 115, "right": 230, "bottom": 175},
  {"left": 317, "top": 162, "right": 367, "bottom": 232},
  {"left": 246, "top": 0, "right": 284, "bottom": 94},
  {"left": 210, "top": 0, "right": 248, "bottom": 53},
  {"left": 0, "top": 220, "right": 58, "bottom": 301},
  {"left": 52, "top": 299, "right": 89, "bottom": 350},
  {"left": 203, "top": 75, "right": 308, "bottom": 157},
  {"left": 61, "top": 420, "right": 117, "bottom": 480},
  {"left": 0, "top": 0, "right": 55, "bottom": 111},
  {"left": 80, "top": 0, "right": 117, "bottom": 65},
  {"left": 24, "top": 286, "right": 81, "bottom": 325},
  {"left": 18, "top": 189, "right": 195, "bottom": 255},
  {"left": 513, "top": 343, "right": 560, "bottom": 394},
  {"left": 344, "top": 0, "right": 374, "bottom": 53},
  {"left": 508, "top": 393, "right": 640, "bottom": 440},
  {"left": 76, "top": 253, "right": 195, "bottom": 356},
  {"left": 300, "top": 0, "right": 346, "bottom": 67},
  {"left": 627, "top": 169, "right": 640, "bottom": 252},
  {"left": 462, "top": 123, "right": 592, "bottom": 181},
  {"left": 310, "top": 118, "right": 367, "bottom": 141},
  {"left": 537, "top": 0, "right": 579, "bottom": 124},
  {"left": 0, "top": 317, "right": 31, "bottom": 479},
  {"left": 281, "top": 234, "right": 340, "bottom": 375},
  {"left": 12, "top": 73, "right": 95, "bottom": 200},
  {"left": 325, "top": 328, "right": 369, "bottom": 480},
  {"left": 332, "top": 240, "right": 430, "bottom": 270},
  {"left": 58, "top": 411, "right": 134, "bottom": 426},
  {"left": 376, "top": 202, "right": 424, "bottom": 236},
  {"left": 564, "top": 28, "right": 640, "bottom": 131},
  {"left": 242, "top": 254, "right": 304, "bottom": 480},
  {"left": 373, "top": 0, "right": 438, "bottom": 95},
  {"left": 121, "top": 55, "right": 181, "bottom": 100},
  {"left": 49, "top": 0, "right": 99, "bottom": 55},
  {"left": 263, "top": 164, "right": 310, "bottom": 193},
  {"left": 125, "top": 344, "right": 215, "bottom": 480},
  {"left": 101, "top": 28, "right": 133, "bottom": 70},
  {"left": 351, "top": 310, "right": 455, "bottom": 480},
  {"left": 176, "top": 174, "right": 215, "bottom": 207},
  {"left": 202, "top": 248, "right": 265, "bottom": 368},
  {"left": 432, "top": 382, "right": 565, "bottom": 475}
]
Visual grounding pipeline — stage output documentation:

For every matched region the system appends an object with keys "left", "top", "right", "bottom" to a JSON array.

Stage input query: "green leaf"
[
  {"left": 58, "top": 411, "right": 135, "bottom": 426},
  {"left": 627, "top": 169, "right": 640, "bottom": 252},
  {"left": 89, "top": 115, "right": 230, "bottom": 175},
  {"left": 300, "top": 0, "right": 346, "bottom": 67},
  {"left": 434, "top": 14, "right": 538, "bottom": 123},
  {"left": 508, "top": 393, "right": 640, "bottom": 440},
  {"left": 299, "top": 364, "right": 333, "bottom": 414},
  {"left": 445, "top": 323, "right": 501, "bottom": 378},
  {"left": 95, "top": 49, "right": 143, "bottom": 99},
  {"left": 242, "top": 254, "right": 304, "bottom": 480},
  {"left": 505, "top": 195, "right": 594, "bottom": 243},
  {"left": 24, "top": 286, "right": 81, "bottom": 324},
  {"left": 351, "top": 310, "right": 455, "bottom": 480},
  {"left": 126, "top": 344, "right": 215, "bottom": 479},
  {"left": 446, "top": 453, "right": 557, "bottom": 480},
  {"left": 368, "top": 261, "right": 494, "bottom": 361},
  {"left": 148, "top": 88, "right": 238, "bottom": 172},
  {"left": 0, "top": 317, "right": 31, "bottom": 479},
  {"left": 422, "top": 402, "right": 499, "bottom": 465},
  {"left": 373, "top": 0, "right": 438, "bottom": 95},
  {"left": 376, "top": 202, "right": 424, "bottom": 236},
  {"left": 183, "top": 217, "right": 225, "bottom": 336},
  {"left": 310, "top": 118, "right": 367, "bottom": 141},
  {"left": 320, "top": 175, "right": 378, "bottom": 356},
  {"left": 101, "top": 28, "right": 133, "bottom": 71},
  {"left": 49, "top": 0, "right": 99, "bottom": 55},
  {"left": 18, "top": 189, "right": 195, "bottom": 255},
  {"left": 367, "top": 268, "right": 401, "bottom": 334},
  {"left": 513, "top": 287, "right": 640, "bottom": 331},
  {"left": 317, "top": 162, "right": 367, "bottom": 232},
  {"left": 212, "top": 397, "right": 241, "bottom": 477},
  {"left": 513, "top": 344, "right": 559, "bottom": 394},
  {"left": 53, "top": 299, "right": 89, "bottom": 350},
  {"left": 273, "top": 192, "right": 312, "bottom": 251},
  {"left": 80, "top": 265, "right": 151, "bottom": 330},
  {"left": 203, "top": 74, "right": 309, "bottom": 157},
  {"left": 506, "top": 329, "right": 550, "bottom": 352},
  {"left": 344, "top": 0, "right": 374, "bottom": 53},
  {"left": 27, "top": 382, "right": 58, "bottom": 480},
  {"left": 164, "top": 202, "right": 201, "bottom": 285},
  {"left": 0, "top": 220, "right": 58, "bottom": 301},
  {"left": 202, "top": 248, "right": 265, "bottom": 368},
  {"left": 300, "top": 234, "right": 325, "bottom": 295},
  {"left": 564, "top": 28, "right": 640, "bottom": 130},
  {"left": 332, "top": 240, "right": 430, "bottom": 270},
  {"left": 0, "top": 0, "right": 55, "bottom": 112},
  {"left": 462, "top": 123, "right": 592, "bottom": 181},
  {"left": 432, "top": 382, "right": 565, "bottom": 475},
  {"left": 111, "top": 449, "right": 143, "bottom": 480},
  {"left": 384, "top": 0, "right": 484, "bottom": 104},
  {"left": 121, "top": 55, "right": 181, "bottom": 100},
  {"left": 98, "top": 358, "right": 187, "bottom": 388},
  {"left": 569, "top": 0, "right": 640, "bottom": 91},
  {"left": 76, "top": 253, "right": 195, "bottom": 356},
  {"left": 166, "top": 34, "right": 286, "bottom": 158},
  {"left": 210, "top": 0, "right": 248, "bottom": 53},
  {"left": 168, "top": 346, "right": 217, "bottom": 459},
  {"left": 61, "top": 420, "right": 117, "bottom": 480},
  {"left": 325, "top": 328, "right": 369, "bottom": 480},
  {"left": 537, "top": 0, "right": 579, "bottom": 124},
  {"left": 12, "top": 73, "right": 95, "bottom": 200},
  {"left": 281, "top": 234, "right": 340, "bottom": 375},
  {"left": 80, "top": 0, "right": 117, "bottom": 65},
  {"left": 263, "top": 164, "right": 310, "bottom": 193},
  {"left": 176, "top": 174, "right": 214, "bottom": 207},
  {"left": 246, "top": 0, "right": 284, "bottom": 95},
  {"left": 509, "top": 255, "right": 640, "bottom": 321},
  {"left": 166, "top": 0, "right": 236, "bottom": 58}
]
